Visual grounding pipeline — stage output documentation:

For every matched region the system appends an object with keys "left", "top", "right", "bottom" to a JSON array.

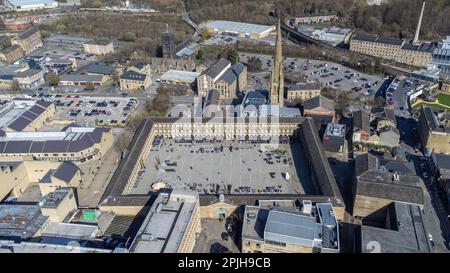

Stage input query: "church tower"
[{"left": 269, "top": 19, "right": 284, "bottom": 107}]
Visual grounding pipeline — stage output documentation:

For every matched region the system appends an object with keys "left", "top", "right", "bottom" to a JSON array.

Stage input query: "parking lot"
[
  {"left": 128, "top": 139, "right": 316, "bottom": 195},
  {"left": 240, "top": 53, "right": 383, "bottom": 96},
  {"left": 385, "top": 76, "right": 430, "bottom": 111},
  {"left": 51, "top": 95, "right": 138, "bottom": 127}
]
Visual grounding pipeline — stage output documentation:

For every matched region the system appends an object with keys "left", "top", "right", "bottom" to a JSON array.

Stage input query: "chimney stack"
[{"left": 413, "top": 1, "right": 426, "bottom": 44}]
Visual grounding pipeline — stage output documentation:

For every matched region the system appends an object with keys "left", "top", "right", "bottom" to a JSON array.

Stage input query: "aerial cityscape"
[{"left": 0, "top": 0, "right": 448, "bottom": 257}]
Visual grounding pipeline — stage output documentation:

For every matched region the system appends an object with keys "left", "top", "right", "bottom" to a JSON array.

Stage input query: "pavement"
[{"left": 129, "top": 139, "right": 314, "bottom": 195}]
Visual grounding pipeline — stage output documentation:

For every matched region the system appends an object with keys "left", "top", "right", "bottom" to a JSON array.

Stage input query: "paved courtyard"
[{"left": 128, "top": 139, "right": 316, "bottom": 195}]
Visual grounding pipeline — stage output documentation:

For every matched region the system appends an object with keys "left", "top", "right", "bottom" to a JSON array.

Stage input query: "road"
[{"left": 180, "top": 0, "right": 201, "bottom": 42}]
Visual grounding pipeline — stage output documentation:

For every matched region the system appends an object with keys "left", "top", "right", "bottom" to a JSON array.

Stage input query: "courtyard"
[{"left": 128, "top": 139, "right": 316, "bottom": 195}]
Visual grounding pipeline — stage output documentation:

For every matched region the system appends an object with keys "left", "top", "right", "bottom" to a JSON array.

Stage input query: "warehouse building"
[
  {"left": 200, "top": 20, "right": 275, "bottom": 40},
  {"left": 4, "top": 0, "right": 58, "bottom": 11},
  {"left": 83, "top": 39, "right": 114, "bottom": 56}
]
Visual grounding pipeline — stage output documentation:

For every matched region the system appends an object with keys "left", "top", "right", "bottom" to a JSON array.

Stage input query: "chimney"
[{"left": 413, "top": 1, "right": 426, "bottom": 44}]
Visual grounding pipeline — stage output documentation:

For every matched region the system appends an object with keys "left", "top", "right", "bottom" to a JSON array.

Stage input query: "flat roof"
[
  {"left": 161, "top": 70, "right": 200, "bottom": 82},
  {"left": 202, "top": 20, "right": 275, "bottom": 35},
  {"left": 130, "top": 191, "right": 198, "bottom": 253}
]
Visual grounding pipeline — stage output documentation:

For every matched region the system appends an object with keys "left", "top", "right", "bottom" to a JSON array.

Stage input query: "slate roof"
[
  {"left": 120, "top": 70, "right": 147, "bottom": 81},
  {"left": 303, "top": 95, "right": 335, "bottom": 112},
  {"left": 353, "top": 109, "right": 370, "bottom": 133},
  {"left": 53, "top": 162, "right": 79, "bottom": 183},
  {"left": 354, "top": 154, "right": 424, "bottom": 205},
  {"left": 204, "top": 58, "right": 231, "bottom": 79},
  {"left": 0, "top": 128, "right": 109, "bottom": 154},
  {"left": 352, "top": 34, "right": 404, "bottom": 46},
  {"left": 6, "top": 100, "right": 53, "bottom": 132}
]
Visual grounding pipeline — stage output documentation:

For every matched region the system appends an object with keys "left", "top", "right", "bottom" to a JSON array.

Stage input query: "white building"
[{"left": 5, "top": 0, "right": 58, "bottom": 11}]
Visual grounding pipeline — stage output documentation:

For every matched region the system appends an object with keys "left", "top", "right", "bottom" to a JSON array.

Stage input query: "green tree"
[
  {"left": 246, "top": 56, "right": 262, "bottom": 72},
  {"left": 122, "top": 32, "right": 137, "bottom": 42},
  {"left": 45, "top": 74, "right": 60, "bottom": 86},
  {"left": 226, "top": 49, "right": 240, "bottom": 64}
]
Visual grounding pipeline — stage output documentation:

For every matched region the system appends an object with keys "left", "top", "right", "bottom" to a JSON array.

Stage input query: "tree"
[
  {"left": 45, "top": 74, "right": 60, "bottom": 86},
  {"left": 246, "top": 57, "right": 262, "bottom": 72},
  {"left": 201, "top": 28, "right": 212, "bottom": 40},
  {"left": 226, "top": 49, "right": 240, "bottom": 64},
  {"left": 121, "top": 32, "right": 137, "bottom": 42}
]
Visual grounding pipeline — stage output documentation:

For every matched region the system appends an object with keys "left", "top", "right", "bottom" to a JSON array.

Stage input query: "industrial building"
[
  {"left": 200, "top": 20, "right": 275, "bottom": 40},
  {"left": 296, "top": 26, "right": 352, "bottom": 47},
  {"left": 431, "top": 36, "right": 450, "bottom": 77},
  {"left": 2, "top": 0, "right": 58, "bottom": 11},
  {"left": 241, "top": 201, "right": 339, "bottom": 253},
  {"left": 350, "top": 34, "right": 436, "bottom": 68}
]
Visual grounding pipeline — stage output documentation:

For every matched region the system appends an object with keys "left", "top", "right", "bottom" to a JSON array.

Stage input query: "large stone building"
[
  {"left": 352, "top": 153, "right": 424, "bottom": 219},
  {"left": 196, "top": 58, "right": 247, "bottom": 99},
  {"left": 418, "top": 106, "right": 450, "bottom": 155},
  {"left": 13, "top": 68, "right": 45, "bottom": 89},
  {"left": 287, "top": 82, "right": 321, "bottom": 101},
  {"left": 83, "top": 39, "right": 114, "bottom": 56},
  {"left": 242, "top": 201, "right": 339, "bottom": 253},
  {"left": 269, "top": 19, "right": 284, "bottom": 107},
  {"left": 119, "top": 62, "right": 152, "bottom": 91},
  {"left": 0, "top": 45, "right": 24, "bottom": 63},
  {"left": 11, "top": 26, "right": 43, "bottom": 55},
  {"left": 0, "top": 160, "right": 81, "bottom": 200},
  {"left": 99, "top": 117, "right": 345, "bottom": 219},
  {"left": 350, "top": 34, "right": 436, "bottom": 68}
]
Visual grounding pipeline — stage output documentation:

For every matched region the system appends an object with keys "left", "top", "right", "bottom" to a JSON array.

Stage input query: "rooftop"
[
  {"left": 354, "top": 153, "right": 424, "bottom": 205},
  {"left": 59, "top": 74, "right": 104, "bottom": 82},
  {"left": 289, "top": 81, "right": 321, "bottom": 91},
  {"left": 130, "top": 190, "right": 198, "bottom": 253},
  {"left": 40, "top": 187, "right": 74, "bottom": 209},
  {"left": 160, "top": 70, "right": 200, "bottom": 82},
  {"left": 120, "top": 70, "right": 147, "bottom": 81},
  {"left": 85, "top": 39, "right": 112, "bottom": 46},
  {"left": 352, "top": 34, "right": 404, "bottom": 46},
  {"left": 0, "top": 126, "right": 110, "bottom": 154},
  {"left": 360, "top": 202, "right": 429, "bottom": 253},
  {"left": 0, "top": 99, "right": 53, "bottom": 132},
  {"left": 202, "top": 20, "right": 274, "bottom": 35},
  {"left": 0, "top": 204, "right": 48, "bottom": 240}
]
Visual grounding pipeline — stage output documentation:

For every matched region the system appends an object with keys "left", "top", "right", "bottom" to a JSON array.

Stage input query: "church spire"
[{"left": 269, "top": 18, "right": 284, "bottom": 107}]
